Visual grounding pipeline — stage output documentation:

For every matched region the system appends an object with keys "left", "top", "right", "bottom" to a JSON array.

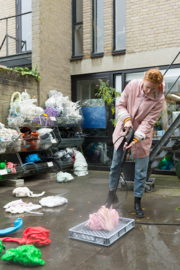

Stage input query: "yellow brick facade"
[
  {"left": 126, "top": 0, "right": 180, "bottom": 53},
  {"left": 0, "top": 0, "right": 16, "bottom": 57},
  {"left": 32, "top": 0, "right": 72, "bottom": 106}
]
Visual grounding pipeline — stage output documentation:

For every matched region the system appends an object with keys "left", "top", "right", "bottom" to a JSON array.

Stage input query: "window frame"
[
  {"left": 16, "top": 0, "right": 22, "bottom": 54},
  {"left": 72, "top": 0, "right": 83, "bottom": 58},
  {"left": 92, "top": 0, "right": 104, "bottom": 56},
  {"left": 113, "top": 0, "right": 126, "bottom": 54},
  {"left": 71, "top": 72, "right": 114, "bottom": 142}
]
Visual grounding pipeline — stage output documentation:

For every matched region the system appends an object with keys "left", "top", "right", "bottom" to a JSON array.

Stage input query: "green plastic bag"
[
  {"left": 1, "top": 244, "right": 45, "bottom": 266},
  {"left": 0, "top": 240, "right": 6, "bottom": 256}
]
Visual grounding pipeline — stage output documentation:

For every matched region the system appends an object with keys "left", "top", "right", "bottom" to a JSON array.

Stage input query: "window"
[
  {"left": 93, "top": 0, "right": 104, "bottom": 53},
  {"left": 114, "top": 0, "right": 126, "bottom": 51},
  {"left": 76, "top": 78, "right": 109, "bottom": 137},
  {"left": 72, "top": 0, "right": 83, "bottom": 57},
  {"left": 16, "top": 0, "right": 32, "bottom": 53}
]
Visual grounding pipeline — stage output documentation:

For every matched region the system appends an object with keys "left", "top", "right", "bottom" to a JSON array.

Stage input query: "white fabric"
[
  {"left": 73, "top": 150, "right": 88, "bottom": 177},
  {"left": 4, "top": 199, "right": 42, "bottom": 214},
  {"left": 134, "top": 130, "right": 146, "bottom": 142},
  {"left": 118, "top": 110, "right": 131, "bottom": 123},
  {"left": 13, "top": 187, "right": 45, "bottom": 198},
  {"left": 39, "top": 196, "right": 68, "bottom": 207},
  {"left": 57, "top": 172, "right": 74, "bottom": 182}
]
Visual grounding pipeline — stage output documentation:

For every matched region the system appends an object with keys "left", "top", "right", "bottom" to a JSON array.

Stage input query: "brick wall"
[
  {"left": 79, "top": 0, "right": 180, "bottom": 59},
  {"left": 83, "top": 0, "right": 92, "bottom": 58},
  {"left": 126, "top": 0, "right": 180, "bottom": 53},
  {"left": 0, "top": 0, "right": 16, "bottom": 57},
  {"left": 32, "top": 0, "right": 72, "bottom": 106},
  {"left": 0, "top": 68, "right": 39, "bottom": 124},
  {"left": 103, "top": 0, "right": 113, "bottom": 55}
]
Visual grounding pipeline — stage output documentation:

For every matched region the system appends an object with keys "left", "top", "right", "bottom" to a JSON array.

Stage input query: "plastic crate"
[
  {"left": 0, "top": 153, "right": 24, "bottom": 180},
  {"left": 53, "top": 126, "right": 84, "bottom": 148},
  {"left": 69, "top": 217, "right": 135, "bottom": 246},
  {"left": 56, "top": 115, "right": 83, "bottom": 126}
]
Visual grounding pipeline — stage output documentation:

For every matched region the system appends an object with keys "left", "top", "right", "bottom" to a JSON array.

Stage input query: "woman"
[{"left": 105, "top": 69, "right": 165, "bottom": 217}]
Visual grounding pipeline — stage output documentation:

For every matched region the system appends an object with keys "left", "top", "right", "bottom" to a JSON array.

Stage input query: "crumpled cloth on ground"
[
  {"left": 39, "top": 196, "right": 68, "bottom": 207},
  {"left": 85, "top": 206, "right": 119, "bottom": 232},
  {"left": 4, "top": 199, "right": 42, "bottom": 214},
  {"left": 1, "top": 244, "right": 45, "bottom": 266},
  {"left": 13, "top": 187, "right": 45, "bottom": 198},
  {"left": 0, "top": 240, "right": 6, "bottom": 256},
  {"left": 1, "top": 227, "right": 51, "bottom": 247},
  {"left": 6, "top": 162, "right": 16, "bottom": 174},
  {"left": 56, "top": 172, "right": 74, "bottom": 182},
  {"left": 73, "top": 150, "right": 88, "bottom": 177}
]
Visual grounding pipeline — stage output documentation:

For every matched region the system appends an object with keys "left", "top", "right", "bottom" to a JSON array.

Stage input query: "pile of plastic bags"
[
  {"left": 8, "top": 90, "right": 44, "bottom": 127},
  {"left": 45, "top": 90, "right": 82, "bottom": 122},
  {"left": 0, "top": 122, "right": 21, "bottom": 153}
]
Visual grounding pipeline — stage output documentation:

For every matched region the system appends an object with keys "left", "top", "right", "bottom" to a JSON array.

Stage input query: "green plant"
[
  {"left": 2, "top": 64, "right": 41, "bottom": 81},
  {"left": 95, "top": 79, "right": 121, "bottom": 127}
]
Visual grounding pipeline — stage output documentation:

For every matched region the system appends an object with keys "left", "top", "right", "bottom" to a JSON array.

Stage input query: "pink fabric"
[
  {"left": 113, "top": 79, "right": 165, "bottom": 158},
  {"left": 6, "top": 162, "right": 16, "bottom": 174},
  {"left": 85, "top": 206, "right": 119, "bottom": 232}
]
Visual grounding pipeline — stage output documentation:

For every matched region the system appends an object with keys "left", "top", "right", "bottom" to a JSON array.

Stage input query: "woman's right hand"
[{"left": 124, "top": 120, "right": 133, "bottom": 132}]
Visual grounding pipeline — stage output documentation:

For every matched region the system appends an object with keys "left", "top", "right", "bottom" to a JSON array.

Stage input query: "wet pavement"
[{"left": 0, "top": 171, "right": 180, "bottom": 270}]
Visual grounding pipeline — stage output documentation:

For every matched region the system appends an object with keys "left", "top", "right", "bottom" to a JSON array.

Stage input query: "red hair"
[{"left": 144, "top": 68, "right": 163, "bottom": 91}]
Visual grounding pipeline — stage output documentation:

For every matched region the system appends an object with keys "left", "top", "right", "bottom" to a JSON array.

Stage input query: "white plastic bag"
[
  {"left": 39, "top": 196, "right": 68, "bottom": 207},
  {"left": 13, "top": 187, "right": 45, "bottom": 198},
  {"left": 57, "top": 172, "right": 74, "bottom": 182},
  {"left": 73, "top": 150, "right": 88, "bottom": 177},
  {"left": 45, "top": 96, "right": 56, "bottom": 108},
  {"left": 37, "top": 128, "right": 53, "bottom": 135}
]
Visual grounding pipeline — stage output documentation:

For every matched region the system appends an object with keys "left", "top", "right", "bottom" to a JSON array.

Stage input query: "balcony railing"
[{"left": 0, "top": 11, "right": 32, "bottom": 56}]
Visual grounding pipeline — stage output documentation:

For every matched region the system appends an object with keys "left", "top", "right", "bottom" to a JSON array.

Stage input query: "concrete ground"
[{"left": 0, "top": 171, "right": 180, "bottom": 270}]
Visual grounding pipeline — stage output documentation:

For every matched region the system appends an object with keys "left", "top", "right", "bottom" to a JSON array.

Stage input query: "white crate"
[{"left": 69, "top": 217, "right": 135, "bottom": 246}]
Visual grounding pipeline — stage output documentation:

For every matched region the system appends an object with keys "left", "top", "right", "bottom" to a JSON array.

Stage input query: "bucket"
[{"left": 123, "top": 161, "right": 152, "bottom": 181}]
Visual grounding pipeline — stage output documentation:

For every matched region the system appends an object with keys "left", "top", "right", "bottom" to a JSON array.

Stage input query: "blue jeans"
[{"left": 109, "top": 142, "right": 149, "bottom": 197}]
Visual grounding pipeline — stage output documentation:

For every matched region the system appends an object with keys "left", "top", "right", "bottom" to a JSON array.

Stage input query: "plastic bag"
[
  {"left": 21, "top": 99, "right": 44, "bottom": 119},
  {"left": 66, "top": 148, "right": 74, "bottom": 156},
  {"left": 25, "top": 154, "right": 41, "bottom": 163},
  {"left": 45, "top": 96, "right": 56, "bottom": 108},
  {"left": 49, "top": 90, "right": 57, "bottom": 98},
  {"left": 54, "top": 150, "right": 66, "bottom": 158},
  {"left": 39, "top": 195, "right": 68, "bottom": 207},
  {"left": 73, "top": 150, "right": 88, "bottom": 177},
  {"left": 37, "top": 128, "right": 53, "bottom": 135},
  {"left": 8, "top": 115, "right": 25, "bottom": 127},
  {"left": 13, "top": 187, "right": 45, "bottom": 198},
  {"left": 57, "top": 172, "right": 74, "bottom": 182}
]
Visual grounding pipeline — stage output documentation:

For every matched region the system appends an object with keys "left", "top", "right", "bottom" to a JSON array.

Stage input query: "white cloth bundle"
[
  {"left": 73, "top": 150, "right": 88, "bottom": 177},
  {"left": 4, "top": 199, "right": 42, "bottom": 214},
  {"left": 56, "top": 172, "right": 74, "bottom": 182},
  {"left": 39, "top": 196, "right": 68, "bottom": 207},
  {"left": 13, "top": 187, "right": 45, "bottom": 198}
]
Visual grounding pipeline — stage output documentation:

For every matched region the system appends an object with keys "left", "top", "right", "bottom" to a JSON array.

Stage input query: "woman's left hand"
[{"left": 123, "top": 140, "right": 137, "bottom": 151}]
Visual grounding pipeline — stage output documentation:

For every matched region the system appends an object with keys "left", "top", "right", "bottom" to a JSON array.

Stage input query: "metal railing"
[{"left": 0, "top": 11, "right": 32, "bottom": 56}]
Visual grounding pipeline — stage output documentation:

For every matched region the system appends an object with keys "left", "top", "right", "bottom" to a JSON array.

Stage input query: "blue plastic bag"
[{"left": 25, "top": 154, "right": 41, "bottom": 163}]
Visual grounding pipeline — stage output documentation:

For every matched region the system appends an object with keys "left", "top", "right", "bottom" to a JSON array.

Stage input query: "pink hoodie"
[{"left": 113, "top": 79, "right": 165, "bottom": 158}]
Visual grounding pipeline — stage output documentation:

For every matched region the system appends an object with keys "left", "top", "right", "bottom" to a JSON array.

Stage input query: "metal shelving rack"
[{"left": 0, "top": 107, "right": 84, "bottom": 180}]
